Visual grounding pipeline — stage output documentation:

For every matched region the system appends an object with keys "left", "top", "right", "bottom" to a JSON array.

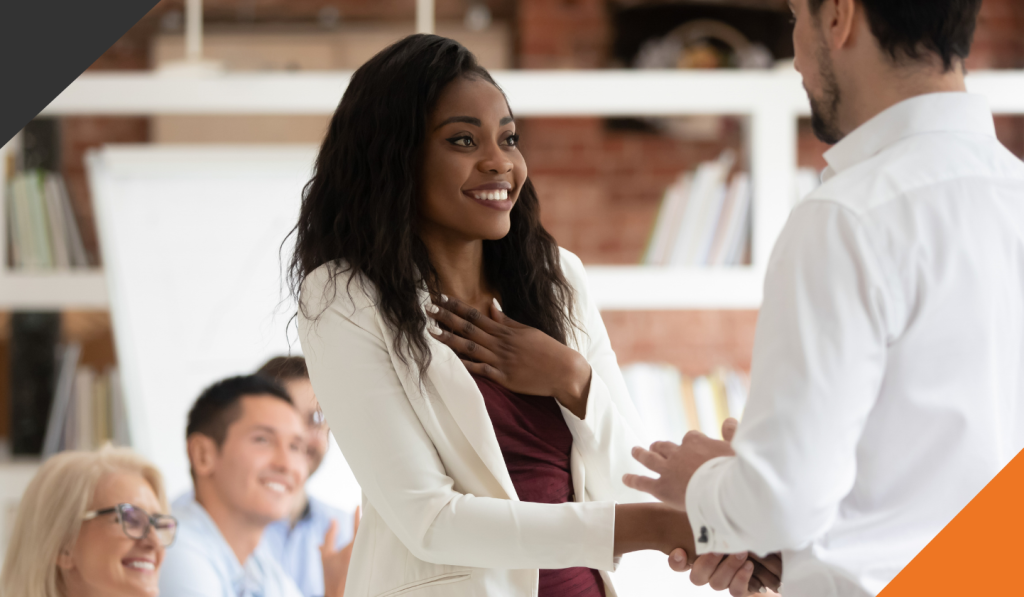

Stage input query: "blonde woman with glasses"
[{"left": 0, "top": 447, "right": 177, "bottom": 597}]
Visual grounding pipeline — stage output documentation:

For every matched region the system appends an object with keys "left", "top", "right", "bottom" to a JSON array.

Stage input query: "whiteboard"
[{"left": 87, "top": 145, "right": 360, "bottom": 511}]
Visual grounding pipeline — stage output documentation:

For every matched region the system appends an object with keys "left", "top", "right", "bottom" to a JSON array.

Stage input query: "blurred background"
[{"left": 1, "top": 0, "right": 1023, "bottom": 592}]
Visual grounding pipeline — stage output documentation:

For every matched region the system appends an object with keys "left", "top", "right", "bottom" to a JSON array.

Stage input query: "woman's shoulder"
[
  {"left": 557, "top": 246, "right": 587, "bottom": 283},
  {"left": 299, "top": 261, "right": 379, "bottom": 322}
]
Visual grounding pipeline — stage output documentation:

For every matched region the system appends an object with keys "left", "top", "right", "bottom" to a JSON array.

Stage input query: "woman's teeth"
[
  {"left": 125, "top": 561, "right": 155, "bottom": 571},
  {"left": 470, "top": 189, "right": 508, "bottom": 201}
]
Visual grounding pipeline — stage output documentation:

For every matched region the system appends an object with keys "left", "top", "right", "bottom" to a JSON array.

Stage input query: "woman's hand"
[{"left": 427, "top": 295, "right": 592, "bottom": 418}]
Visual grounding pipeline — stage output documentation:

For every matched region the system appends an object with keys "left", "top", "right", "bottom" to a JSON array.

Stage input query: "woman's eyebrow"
[{"left": 434, "top": 115, "right": 515, "bottom": 129}]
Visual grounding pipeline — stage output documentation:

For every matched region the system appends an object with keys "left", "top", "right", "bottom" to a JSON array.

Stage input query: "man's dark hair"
[
  {"left": 809, "top": 0, "right": 982, "bottom": 71},
  {"left": 256, "top": 356, "right": 309, "bottom": 383},
  {"left": 186, "top": 374, "right": 293, "bottom": 446}
]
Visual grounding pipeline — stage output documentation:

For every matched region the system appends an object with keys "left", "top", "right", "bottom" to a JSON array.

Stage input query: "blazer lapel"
[
  {"left": 423, "top": 337, "right": 519, "bottom": 501},
  {"left": 372, "top": 293, "right": 518, "bottom": 501}
]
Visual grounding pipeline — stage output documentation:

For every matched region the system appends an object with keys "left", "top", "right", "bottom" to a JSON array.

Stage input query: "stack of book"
[
  {"left": 643, "top": 150, "right": 752, "bottom": 267},
  {"left": 42, "top": 344, "right": 130, "bottom": 456},
  {"left": 5, "top": 170, "right": 90, "bottom": 269},
  {"left": 623, "top": 363, "right": 749, "bottom": 441}
]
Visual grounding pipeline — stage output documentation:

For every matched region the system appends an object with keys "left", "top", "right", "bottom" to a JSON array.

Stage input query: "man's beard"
[{"left": 809, "top": 44, "right": 844, "bottom": 145}]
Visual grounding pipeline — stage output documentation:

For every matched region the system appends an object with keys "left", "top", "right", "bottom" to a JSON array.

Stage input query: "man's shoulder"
[{"left": 811, "top": 131, "right": 1024, "bottom": 215}]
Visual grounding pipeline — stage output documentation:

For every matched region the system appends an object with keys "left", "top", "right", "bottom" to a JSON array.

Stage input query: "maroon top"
[{"left": 472, "top": 374, "right": 606, "bottom": 597}]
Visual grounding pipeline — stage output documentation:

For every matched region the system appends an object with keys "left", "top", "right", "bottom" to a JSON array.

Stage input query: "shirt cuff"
[{"left": 686, "top": 455, "right": 740, "bottom": 555}]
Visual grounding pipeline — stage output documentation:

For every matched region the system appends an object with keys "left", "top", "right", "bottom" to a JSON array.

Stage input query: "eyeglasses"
[
  {"left": 82, "top": 503, "right": 178, "bottom": 547},
  {"left": 306, "top": 408, "right": 326, "bottom": 430}
]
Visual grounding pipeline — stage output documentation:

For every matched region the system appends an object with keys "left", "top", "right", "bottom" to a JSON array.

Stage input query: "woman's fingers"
[
  {"left": 750, "top": 553, "right": 782, "bottom": 579},
  {"left": 460, "top": 359, "right": 506, "bottom": 384},
  {"left": 750, "top": 558, "right": 781, "bottom": 592},
  {"left": 435, "top": 295, "right": 505, "bottom": 335},
  {"left": 430, "top": 325, "right": 500, "bottom": 365}
]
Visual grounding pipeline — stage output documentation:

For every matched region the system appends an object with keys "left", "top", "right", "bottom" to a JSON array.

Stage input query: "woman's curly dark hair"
[{"left": 288, "top": 34, "right": 575, "bottom": 373}]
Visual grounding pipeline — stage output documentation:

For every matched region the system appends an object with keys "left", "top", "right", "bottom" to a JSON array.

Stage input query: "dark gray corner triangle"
[{"left": 0, "top": 0, "right": 162, "bottom": 148}]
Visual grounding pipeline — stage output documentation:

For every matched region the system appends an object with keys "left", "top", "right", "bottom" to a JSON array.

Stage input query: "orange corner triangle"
[{"left": 879, "top": 448, "right": 1024, "bottom": 595}]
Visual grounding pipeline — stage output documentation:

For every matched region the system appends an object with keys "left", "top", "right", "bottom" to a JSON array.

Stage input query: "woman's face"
[
  {"left": 60, "top": 472, "right": 165, "bottom": 597},
  {"left": 419, "top": 75, "right": 527, "bottom": 243}
]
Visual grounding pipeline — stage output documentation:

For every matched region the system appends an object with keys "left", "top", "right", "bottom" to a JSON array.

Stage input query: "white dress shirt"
[{"left": 685, "top": 92, "right": 1024, "bottom": 597}]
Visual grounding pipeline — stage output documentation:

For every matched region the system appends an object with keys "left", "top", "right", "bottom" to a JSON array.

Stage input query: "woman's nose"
[{"left": 478, "top": 143, "right": 513, "bottom": 174}]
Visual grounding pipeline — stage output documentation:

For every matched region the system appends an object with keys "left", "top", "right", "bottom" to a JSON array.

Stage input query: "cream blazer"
[{"left": 298, "top": 249, "right": 652, "bottom": 597}]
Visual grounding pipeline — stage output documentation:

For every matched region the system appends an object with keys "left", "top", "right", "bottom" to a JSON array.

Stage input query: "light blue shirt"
[
  {"left": 260, "top": 496, "right": 354, "bottom": 597},
  {"left": 160, "top": 494, "right": 302, "bottom": 597}
]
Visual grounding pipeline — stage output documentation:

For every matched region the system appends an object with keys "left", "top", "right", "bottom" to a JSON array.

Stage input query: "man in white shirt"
[{"left": 625, "top": 0, "right": 1024, "bottom": 596}]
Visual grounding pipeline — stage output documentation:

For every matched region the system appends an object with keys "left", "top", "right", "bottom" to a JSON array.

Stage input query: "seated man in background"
[
  {"left": 257, "top": 356, "right": 357, "bottom": 597},
  {"left": 159, "top": 375, "right": 309, "bottom": 597}
]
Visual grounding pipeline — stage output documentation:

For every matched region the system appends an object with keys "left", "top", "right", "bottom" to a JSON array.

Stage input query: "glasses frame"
[{"left": 82, "top": 503, "right": 178, "bottom": 547}]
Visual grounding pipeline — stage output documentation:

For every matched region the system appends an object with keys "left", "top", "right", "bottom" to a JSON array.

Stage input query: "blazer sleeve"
[
  {"left": 556, "top": 249, "right": 656, "bottom": 504},
  {"left": 297, "top": 267, "right": 616, "bottom": 571}
]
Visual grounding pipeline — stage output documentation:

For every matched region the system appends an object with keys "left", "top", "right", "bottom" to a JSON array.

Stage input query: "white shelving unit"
[{"left": 4, "top": 68, "right": 1024, "bottom": 310}]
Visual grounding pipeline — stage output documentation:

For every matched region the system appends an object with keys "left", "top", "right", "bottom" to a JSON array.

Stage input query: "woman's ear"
[
  {"left": 56, "top": 547, "right": 75, "bottom": 571},
  {"left": 187, "top": 434, "right": 219, "bottom": 478}
]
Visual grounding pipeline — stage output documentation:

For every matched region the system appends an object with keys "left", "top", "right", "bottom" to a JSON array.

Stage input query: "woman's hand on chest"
[{"left": 427, "top": 296, "right": 592, "bottom": 419}]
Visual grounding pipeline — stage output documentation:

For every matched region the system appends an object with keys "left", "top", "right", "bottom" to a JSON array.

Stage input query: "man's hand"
[
  {"left": 623, "top": 420, "right": 737, "bottom": 510},
  {"left": 321, "top": 507, "right": 360, "bottom": 597},
  {"left": 649, "top": 420, "right": 784, "bottom": 596}
]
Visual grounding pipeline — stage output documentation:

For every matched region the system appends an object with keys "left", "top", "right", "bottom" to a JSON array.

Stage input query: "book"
[
  {"left": 708, "top": 371, "right": 731, "bottom": 433},
  {"left": 23, "top": 171, "right": 55, "bottom": 269},
  {"left": 720, "top": 173, "right": 752, "bottom": 266},
  {"left": 93, "top": 372, "right": 110, "bottom": 446},
  {"left": 668, "top": 151, "right": 735, "bottom": 266},
  {"left": 643, "top": 173, "right": 692, "bottom": 265},
  {"left": 50, "top": 173, "right": 89, "bottom": 268},
  {"left": 42, "top": 342, "right": 82, "bottom": 457},
  {"left": 109, "top": 367, "right": 131, "bottom": 446},
  {"left": 74, "top": 366, "right": 97, "bottom": 450},
  {"left": 6, "top": 181, "right": 21, "bottom": 267},
  {"left": 42, "top": 172, "right": 71, "bottom": 269},
  {"left": 9, "top": 312, "right": 62, "bottom": 454},
  {"left": 691, "top": 376, "right": 722, "bottom": 438}
]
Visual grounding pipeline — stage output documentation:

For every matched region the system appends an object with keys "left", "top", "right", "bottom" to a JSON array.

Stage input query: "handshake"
[{"left": 625, "top": 418, "right": 782, "bottom": 596}]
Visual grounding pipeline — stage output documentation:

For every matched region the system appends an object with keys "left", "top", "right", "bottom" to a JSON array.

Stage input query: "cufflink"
[{"left": 698, "top": 526, "right": 709, "bottom": 543}]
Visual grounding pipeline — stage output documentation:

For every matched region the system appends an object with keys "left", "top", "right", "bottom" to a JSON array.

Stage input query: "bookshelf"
[
  {"left": 0, "top": 133, "right": 108, "bottom": 309},
  {"left": 5, "top": 68, "right": 1023, "bottom": 310}
]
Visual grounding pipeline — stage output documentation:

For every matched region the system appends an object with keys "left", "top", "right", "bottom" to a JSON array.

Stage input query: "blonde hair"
[{"left": 0, "top": 447, "right": 168, "bottom": 597}]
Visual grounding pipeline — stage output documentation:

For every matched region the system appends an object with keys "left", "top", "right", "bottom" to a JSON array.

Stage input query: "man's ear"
[
  {"left": 187, "top": 433, "right": 219, "bottom": 479},
  {"left": 819, "top": 0, "right": 858, "bottom": 51}
]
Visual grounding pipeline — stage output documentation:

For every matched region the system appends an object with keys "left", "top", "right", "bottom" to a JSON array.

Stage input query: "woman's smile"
[{"left": 463, "top": 181, "right": 514, "bottom": 211}]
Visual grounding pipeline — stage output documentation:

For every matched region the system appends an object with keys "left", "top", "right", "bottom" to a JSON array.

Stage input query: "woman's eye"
[
  {"left": 447, "top": 136, "right": 474, "bottom": 147},
  {"left": 504, "top": 134, "right": 520, "bottom": 147}
]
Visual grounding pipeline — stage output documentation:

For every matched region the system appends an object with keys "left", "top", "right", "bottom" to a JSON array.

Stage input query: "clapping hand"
[
  {"left": 321, "top": 507, "right": 360, "bottom": 597},
  {"left": 427, "top": 295, "right": 592, "bottom": 418}
]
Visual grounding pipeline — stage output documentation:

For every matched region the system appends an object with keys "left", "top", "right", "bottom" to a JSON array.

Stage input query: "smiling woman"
[
  {"left": 0, "top": 447, "right": 171, "bottom": 597},
  {"left": 287, "top": 34, "right": 778, "bottom": 597}
]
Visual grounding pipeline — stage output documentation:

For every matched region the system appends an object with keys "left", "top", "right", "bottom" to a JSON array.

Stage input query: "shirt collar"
[{"left": 822, "top": 92, "right": 995, "bottom": 181}]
